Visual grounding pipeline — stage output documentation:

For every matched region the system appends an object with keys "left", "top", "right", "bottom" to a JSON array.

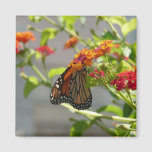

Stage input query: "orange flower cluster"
[
  {"left": 16, "top": 41, "right": 21, "bottom": 54},
  {"left": 94, "top": 40, "right": 114, "bottom": 57},
  {"left": 64, "top": 40, "right": 114, "bottom": 80},
  {"left": 16, "top": 31, "right": 36, "bottom": 44},
  {"left": 64, "top": 36, "right": 79, "bottom": 50}
]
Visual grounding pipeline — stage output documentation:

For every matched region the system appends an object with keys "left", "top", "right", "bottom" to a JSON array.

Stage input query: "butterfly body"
[{"left": 50, "top": 67, "right": 92, "bottom": 110}]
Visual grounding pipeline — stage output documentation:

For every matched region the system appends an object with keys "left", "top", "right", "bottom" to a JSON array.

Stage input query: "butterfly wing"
[
  {"left": 50, "top": 67, "right": 92, "bottom": 110},
  {"left": 69, "top": 68, "right": 92, "bottom": 110},
  {"left": 50, "top": 67, "right": 72, "bottom": 104}
]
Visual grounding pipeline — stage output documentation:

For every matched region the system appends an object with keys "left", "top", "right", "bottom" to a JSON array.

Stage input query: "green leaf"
[
  {"left": 96, "top": 16, "right": 107, "bottom": 25},
  {"left": 40, "top": 28, "right": 58, "bottom": 46},
  {"left": 62, "top": 16, "right": 80, "bottom": 30},
  {"left": 48, "top": 67, "right": 66, "bottom": 79},
  {"left": 129, "top": 42, "right": 136, "bottom": 62},
  {"left": 116, "top": 60, "right": 133, "bottom": 74},
  {"left": 24, "top": 76, "right": 40, "bottom": 98},
  {"left": 96, "top": 16, "right": 127, "bottom": 28},
  {"left": 101, "top": 30, "right": 117, "bottom": 40},
  {"left": 121, "top": 18, "right": 137, "bottom": 37},
  {"left": 123, "top": 103, "right": 133, "bottom": 117},
  {"left": 109, "top": 16, "right": 127, "bottom": 28},
  {"left": 97, "top": 105, "right": 123, "bottom": 116},
  {"left": 131, "top": 122, "right": 136, "bottom": 129},
  {"left": 115, "top": 124, "right": 131, "bottom": 136},
  {"left": 129, "top": 111, "right": 136, "bottom": 118},
  {"left": 28, "top": 16, "right": 43, "bottom": 23},
  {"left": 70, "top": 120, "right": 91, "bottom": 136}
]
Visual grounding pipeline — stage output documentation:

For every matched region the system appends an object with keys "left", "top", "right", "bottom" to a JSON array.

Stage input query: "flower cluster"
[
  {"left": 16, "top": 31, "right": 35, "bottom": 44},
  {"left": 110, "top": 70, "right": 136, "bottom": 91},
  {"left": 16, "top": 41, "right": 21, "bottom": 54},
  {"left": 89, "top": 68, "right": 104, "bottom": 79},
  {"left": 36, "top": 46, "right": 55, "bottom": 56},
  {"left": 16, "top": 31, "right": 36, "bottom": 54},
  {"left": 94, "top": 40, "right": 114, "bottom": 58},
  {"left": 64, "top": 40, "right": 113, "bottom": 80},
  {"left": 64, "top": 36, "right": 79, "bottom": 50}
]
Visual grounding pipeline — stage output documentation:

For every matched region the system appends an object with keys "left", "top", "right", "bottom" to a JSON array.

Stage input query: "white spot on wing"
[{"left": 56, "top": 84, "right": 59, "bottom": 88}]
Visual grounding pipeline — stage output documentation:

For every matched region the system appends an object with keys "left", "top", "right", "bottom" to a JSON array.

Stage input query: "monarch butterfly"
[{"left": 50, "top": 66, "right": 92, "bottom": 110}]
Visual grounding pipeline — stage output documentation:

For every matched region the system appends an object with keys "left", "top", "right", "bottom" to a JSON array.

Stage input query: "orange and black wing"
[
  {"left": 50, "top": 67, "right": 72, "bottom": 104},
  {"left": 68, "top": 68, "right": 92, "bottom": 110},
  {"left": 50, "top": 67, "right": 92, "bottom": 110}
]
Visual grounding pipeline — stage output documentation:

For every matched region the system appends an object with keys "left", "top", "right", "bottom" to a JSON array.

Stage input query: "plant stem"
[
  {"left": 105, "top": 19, "right": 122, "bottom": 41},
  {"left": 95, "top": 121, "right": 116, "bottom": 135},
  {"left": 31, "top": 64, "right": 47, "bottom": 83},
  {"left": 43, "top": 16, "right": 61, "bottom": 28},
  {"left": 61, "top": 103, "right": 136, "bottom": 123},
  {"left": 42, "top": 57, "right": 49, "bottom": 80},
  {"left": 85, "top": 115, "right": 116, "bottom": 136},
  {"left": 117, "top": 90, "right": 136, "bottom": 110},
  {"left": 43, "top": 16, "right": 91, "bottom": 47}
]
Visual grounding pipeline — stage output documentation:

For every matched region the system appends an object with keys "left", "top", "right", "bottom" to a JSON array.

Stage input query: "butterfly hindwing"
[
  {"left": 50, "top": 67, "right": 92, "bottom": 110},
  {"left": 69, "top": 68, "right": 92, "bottom": 110}
]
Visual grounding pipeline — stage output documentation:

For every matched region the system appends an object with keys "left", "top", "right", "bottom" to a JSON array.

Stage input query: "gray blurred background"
[{"left": 16, "top": 16, "right": 136, "bottom": 136}]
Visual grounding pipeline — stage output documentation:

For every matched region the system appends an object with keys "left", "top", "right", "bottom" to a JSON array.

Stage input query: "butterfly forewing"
[{"left": 50, "top": 67, "right": 92, "bottom": 110}]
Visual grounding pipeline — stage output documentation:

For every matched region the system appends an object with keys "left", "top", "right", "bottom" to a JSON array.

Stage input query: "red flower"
[
  {"left": 16, "top": 41, "right": 21, "bottom": 54},
  {"left": 123, "top": 56, "right": 129, "bottom": 61},
  {"left": 64, "top": 36, "right": 79, "bottom": 50},
  {"left": 89, "top": 68, "right": 104, "bottom": 79},
  {"left": 36, "top": 46, "right": 55, "bottom": 56},
  {"left": 16, "top": 31, "right": 35, "bottom": 44},
  {"left": 110, "top": 71, "right": 136, "bottom": 91}
]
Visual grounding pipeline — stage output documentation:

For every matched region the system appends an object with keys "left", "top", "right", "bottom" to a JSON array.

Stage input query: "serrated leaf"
[
  {"left": 116, "top": 60, "right": 133, "bottom": 74},
  {"left": 40, "top": 28, "right": 58, "bottom": 46},
  {"left": 24, "top": 76, "right": 40, "bottom": 98},
  {"left": 123, "top": 103, "right": 133, "bottom": 117},
  {"left": 121, "top": 18, "right": 137, "bottom": 37},
  {"left": 97, "top": 105, "right": 123, "bottom": 116},
  {"left": 28, "top": 16, "right": 43, "bottom": 23},
  {"left": 48, "top": 67, "right": 66, "bottom": 79},
  {"left": 70, "top": 120, "right": 91, "bottom": 136}
]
